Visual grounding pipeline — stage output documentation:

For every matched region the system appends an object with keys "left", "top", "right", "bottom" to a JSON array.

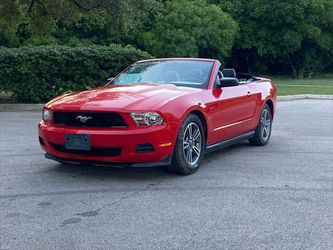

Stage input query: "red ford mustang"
[{"left": 39, "top": 58, "right": 277, "bottom": 175}]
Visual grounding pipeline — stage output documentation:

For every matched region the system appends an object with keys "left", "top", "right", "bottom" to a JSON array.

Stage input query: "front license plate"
[{"left": 65, "top": 134, "right": 91, "bottom": 151}]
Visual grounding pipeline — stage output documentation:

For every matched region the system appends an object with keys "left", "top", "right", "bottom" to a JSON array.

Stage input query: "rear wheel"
[
  {"left": 168, "top": 114, "right": 205, "bottom": 175},
  {"left": 249, "top": 104, "right": 272, "bottom": 146}
]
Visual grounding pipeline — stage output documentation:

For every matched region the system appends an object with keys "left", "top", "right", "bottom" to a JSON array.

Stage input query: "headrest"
[{"left": 222, "top": 68, "right": 236, "bottom": 78}]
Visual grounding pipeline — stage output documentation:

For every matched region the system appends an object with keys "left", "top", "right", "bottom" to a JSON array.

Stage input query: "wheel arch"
[
  {"left": 265, "top": 99, "right": 274, "bottom": 117},
  {"left": 188, "top": 110, "right": 208, "bottom": 143}
]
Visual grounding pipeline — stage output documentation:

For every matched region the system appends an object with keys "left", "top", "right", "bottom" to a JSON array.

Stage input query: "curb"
[
  {"left": 0, "top": 103, "right": 44, "bottom": 112},
  {"left": 0, "top": 94, "right": 332, "bottom": 112},
  {"left": 277, "top": 94, "right": 333, "bottom": 102}
]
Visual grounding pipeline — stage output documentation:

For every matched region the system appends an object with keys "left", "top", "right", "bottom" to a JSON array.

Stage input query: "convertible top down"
[{"left": 39, "top": 58, "right": 277, "bottom": 175}]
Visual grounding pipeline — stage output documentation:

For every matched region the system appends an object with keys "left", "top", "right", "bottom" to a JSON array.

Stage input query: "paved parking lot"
[{"left": 0, "top": 99, "right": 332, "bottom": 250}]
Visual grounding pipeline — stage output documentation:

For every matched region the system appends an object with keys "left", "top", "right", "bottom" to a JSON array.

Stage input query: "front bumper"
[{"left": 38, "top": 121, "right": 177, "bottom": 165}]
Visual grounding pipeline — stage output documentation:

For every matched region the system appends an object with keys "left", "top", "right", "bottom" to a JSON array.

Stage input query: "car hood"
[{"left": 45, "top": 83, "right": 200, "bottom": 111}]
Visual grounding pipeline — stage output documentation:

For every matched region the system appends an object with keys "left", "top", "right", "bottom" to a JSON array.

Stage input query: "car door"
[{"left": 211, "top": 74, "right": 258, "bottom": 142}]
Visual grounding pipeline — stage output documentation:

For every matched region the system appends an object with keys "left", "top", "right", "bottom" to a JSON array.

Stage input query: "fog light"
[{"left": 136, "top": 143, "right": 155, "bottom": 153}]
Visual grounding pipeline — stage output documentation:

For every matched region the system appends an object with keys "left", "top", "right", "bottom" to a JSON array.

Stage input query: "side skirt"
[{"left": 205, "top": 131, "right": 255, "bottom": 154}]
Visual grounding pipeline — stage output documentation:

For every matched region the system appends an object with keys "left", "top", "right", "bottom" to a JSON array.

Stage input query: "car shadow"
[
  {"left": 48, "top": 140, "right": 253, "bottom": 181},
  {"left": 204, "top": 140, "right": 251, "bottom": 161},
  {"left": 50, "top": 163, "right": 172, "bottom": 180}
]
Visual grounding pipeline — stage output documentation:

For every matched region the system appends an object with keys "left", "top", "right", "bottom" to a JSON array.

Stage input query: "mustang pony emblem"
[{"left": 76, "top": 115, "right": 92, "bottom": 123}]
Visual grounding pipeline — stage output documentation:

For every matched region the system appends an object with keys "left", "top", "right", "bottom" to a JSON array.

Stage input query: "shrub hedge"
[{"left": 0, "top": 45, "right": 152, "bottom": 103}]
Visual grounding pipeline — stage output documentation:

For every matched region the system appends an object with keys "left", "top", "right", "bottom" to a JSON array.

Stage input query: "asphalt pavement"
[{"left": 0, "top": 99, "right": 332, "bottom": 250}]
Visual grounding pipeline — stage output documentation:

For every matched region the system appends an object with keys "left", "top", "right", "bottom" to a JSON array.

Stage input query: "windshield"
[{"left": 113, "top": 60, "right": 214, "bottom": 88}]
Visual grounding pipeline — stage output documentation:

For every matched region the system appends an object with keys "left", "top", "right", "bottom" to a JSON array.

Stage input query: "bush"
[
  {"left": 0, "top": 45, "right": 152, "bottom": 103},
  {"left": 142, "top": 0, "right": 238, "bottom": 59}
]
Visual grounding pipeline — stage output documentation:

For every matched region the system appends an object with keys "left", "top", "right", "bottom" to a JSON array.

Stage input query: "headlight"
[
  {"left": 130, "top": 112, "right": 164, "bottom": 126},
  {"left": 42, "top": 109, "right": 51, "bottom": 121}
]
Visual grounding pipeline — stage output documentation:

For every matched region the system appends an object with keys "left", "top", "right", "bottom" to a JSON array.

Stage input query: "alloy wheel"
[
  {"left": 183, "top": 122, "right": 202, "bottom": 166},
  {"left": 260, "top": 109, "right": 271, "bottom": 140}
]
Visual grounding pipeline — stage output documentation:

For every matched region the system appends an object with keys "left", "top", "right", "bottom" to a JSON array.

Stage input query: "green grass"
[{"left": 269, "top": 76, "right": 333, "bottom": 96}]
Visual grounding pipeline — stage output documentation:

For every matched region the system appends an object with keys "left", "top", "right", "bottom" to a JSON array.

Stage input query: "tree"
[
  {"left": 214, "top": 0, "right": 333, "bottom": 77},
  {"left": 142, "top": 0, "right": 239, "bottom": 60},
  {"left": 0, "top": 0, "right": 163, "bottom": 47}
]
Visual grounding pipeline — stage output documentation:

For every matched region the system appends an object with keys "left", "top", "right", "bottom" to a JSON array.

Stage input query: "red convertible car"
[{"left": 39, "top": 58, "right": 277, "bottom": 175}]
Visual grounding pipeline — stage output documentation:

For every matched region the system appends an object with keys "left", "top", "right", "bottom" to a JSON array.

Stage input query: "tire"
[
  {"left": 168, "top": 114, "right": 206, "bottom": 175},
  {"left": 249, "top": 104, "right": 272, "bottom": 146}
]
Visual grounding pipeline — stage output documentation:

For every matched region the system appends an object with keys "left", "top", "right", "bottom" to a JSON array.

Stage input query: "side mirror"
[
  {"left": 219, "top": 77, "right": 239, "bottom": 87},
  {"left": 107, "top": 77, "right": 114, "bottom": 84}
]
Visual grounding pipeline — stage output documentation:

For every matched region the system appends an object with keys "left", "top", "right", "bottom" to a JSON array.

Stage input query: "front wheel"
[
  {"left": 249, "top": 104, "right": 272, "bottom": 146},
  {"left": 168, "top": 114, "right": 205, "bottom": 175}
]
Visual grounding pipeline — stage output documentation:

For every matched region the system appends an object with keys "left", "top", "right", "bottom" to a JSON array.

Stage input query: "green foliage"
[
  {"left": 142, "top": 0, "right": 238, "bottom": 59},
  {"left": 0, "top": 0, "right": 332, "bottom": 82},
  {"left": 0, "top": 0, "right": 163, "bottom": 47},
  {"left": 216, "top": 0, "right": 333, "bottom": 77},
  {"left": 0, "top": 45, "right": 152, "bottom": 103}
]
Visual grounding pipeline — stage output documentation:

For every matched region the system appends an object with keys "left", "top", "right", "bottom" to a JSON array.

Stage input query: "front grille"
[
  {"left": 53, "top": 111, "right": 127, "bottom": 128},
  {"left": 51, "top": 143, "right": 122, "bottom": 157}
]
